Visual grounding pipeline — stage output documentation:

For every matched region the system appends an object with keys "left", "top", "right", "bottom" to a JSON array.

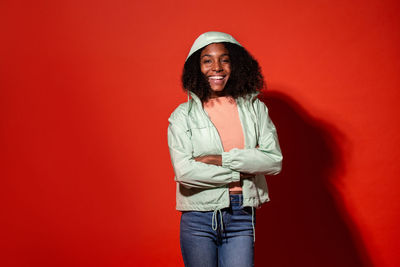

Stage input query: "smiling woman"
[
  {"left": 200, "top": 43, "right": 231, "bottom": 96},
  {"left": 168, "top": 31, "right": 283, "bottom": 267},
  {"left": 182, "top": 32, "right": 264, "bottom": 103}
]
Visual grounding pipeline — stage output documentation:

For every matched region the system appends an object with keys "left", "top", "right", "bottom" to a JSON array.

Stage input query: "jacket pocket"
[{"left": 190, "top": 125, "right": 220, "bottom": 157}]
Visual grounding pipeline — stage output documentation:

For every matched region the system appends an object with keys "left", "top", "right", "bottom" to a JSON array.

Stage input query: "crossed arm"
[
  {"left": 194, "top": 155, "right": 256, "bottom": 179},
  {"left": 168, "top": 99, "right": 282, "bottom": 189}
]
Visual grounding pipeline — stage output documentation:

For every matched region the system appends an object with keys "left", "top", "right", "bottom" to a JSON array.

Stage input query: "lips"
[{"left": 208, "top": 75, "right": 226, "bottom": 86}]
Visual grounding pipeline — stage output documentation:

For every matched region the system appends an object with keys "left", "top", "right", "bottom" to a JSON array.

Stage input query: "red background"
[{"left": 1, "top": 0, "right": 399, "bottom": 266}]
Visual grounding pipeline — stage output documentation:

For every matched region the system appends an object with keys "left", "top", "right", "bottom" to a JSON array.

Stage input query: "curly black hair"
[{"left": 182, "top": 42, "right": 265, "bottom": 102}]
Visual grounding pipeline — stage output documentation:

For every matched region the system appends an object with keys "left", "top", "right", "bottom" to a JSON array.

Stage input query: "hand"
[{"left": 194, "top": 155, "right": 222, "bottom": 166}]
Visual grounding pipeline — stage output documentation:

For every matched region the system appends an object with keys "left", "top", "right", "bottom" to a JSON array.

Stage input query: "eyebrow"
[{"left": 201, "top": 53, "right": 230, "bottom": 58}]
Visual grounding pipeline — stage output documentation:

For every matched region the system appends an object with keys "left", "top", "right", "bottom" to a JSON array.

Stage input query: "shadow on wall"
[{"left": 255, "top": 90, "right": 372, "bottom": 267}]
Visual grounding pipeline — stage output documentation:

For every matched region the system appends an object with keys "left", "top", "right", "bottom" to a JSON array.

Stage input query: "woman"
[{"left": 168, "top": 31, "right": 282, "bottom": 267}]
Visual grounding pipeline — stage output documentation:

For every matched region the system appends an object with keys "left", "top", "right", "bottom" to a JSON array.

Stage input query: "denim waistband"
[
  {"left": 229, "top": 194, "right": 243, "bottom": 205},
  {"left": 212, "top": 194, "right": 243, "bottom": 232}
]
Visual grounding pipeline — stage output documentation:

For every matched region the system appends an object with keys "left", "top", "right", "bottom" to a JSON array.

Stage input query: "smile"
[{"left": 208, "top": 76, "right": 225, "bottom": 80}]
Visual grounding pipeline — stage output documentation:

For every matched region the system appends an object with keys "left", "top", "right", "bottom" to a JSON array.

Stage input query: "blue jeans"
[{"left": 180, "top": 194, "right": 255, "bottom": 267}]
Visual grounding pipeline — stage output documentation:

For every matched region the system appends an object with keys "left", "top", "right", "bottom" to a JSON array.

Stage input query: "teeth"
[{"left": 209, "top": 76, "right": 224, "bottom": 80}]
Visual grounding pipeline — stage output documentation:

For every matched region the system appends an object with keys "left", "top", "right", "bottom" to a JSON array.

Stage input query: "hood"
[{"left": 186, "top": 31, "right": 242, "bottom": 61}]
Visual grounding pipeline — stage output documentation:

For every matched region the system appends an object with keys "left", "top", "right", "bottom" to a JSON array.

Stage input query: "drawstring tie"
[
  {"left": 211, "top": 201, "right": 256, "bottom": 243},
  {"left": 251, "top": 206, "right": 256, "bottom": 243},
  {"left": 212, "top": 209, "right": 224, "bottom": 231}
]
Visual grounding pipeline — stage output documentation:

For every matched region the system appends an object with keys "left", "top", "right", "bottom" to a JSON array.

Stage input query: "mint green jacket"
[{"left": 168, "top": 92, "right": 282, "bottom": 211}]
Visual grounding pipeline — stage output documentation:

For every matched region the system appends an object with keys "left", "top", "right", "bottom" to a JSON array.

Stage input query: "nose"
[{"left": 212, "top": 61, "right": 223, "bottom": 72}]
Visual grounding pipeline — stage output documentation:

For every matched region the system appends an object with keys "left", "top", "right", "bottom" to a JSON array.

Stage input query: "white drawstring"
[
  {"left": 211, "top": 197, "right": 254, "bottom": 243},
  {"left": 251, "top": 206, "right": 255, "bottom": 243},
  {"left": 212, "top": 209, "right": 224, "bottom": 231}
]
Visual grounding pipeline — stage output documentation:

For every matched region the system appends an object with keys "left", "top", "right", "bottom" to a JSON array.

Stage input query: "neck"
[{"left": 209, "top": 90, "right": 226, "bottom": 99}]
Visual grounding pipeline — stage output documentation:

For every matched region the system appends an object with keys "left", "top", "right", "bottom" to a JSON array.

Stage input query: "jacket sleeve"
[
  {"left": 221, "top": 99, "right": 283, "bottom": 175},
  {"left": 168, "top": 107, "right": 240, "bottom": 189}
]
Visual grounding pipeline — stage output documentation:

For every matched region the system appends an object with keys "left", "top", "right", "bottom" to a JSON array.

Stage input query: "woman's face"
[{"left": 200, "top": 43, "right": 231, "bottom": 97}]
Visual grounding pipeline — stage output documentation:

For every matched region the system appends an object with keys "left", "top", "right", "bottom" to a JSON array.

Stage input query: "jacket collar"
[{"left": 189, "top": 91, "right": 202, "bottom": 105}]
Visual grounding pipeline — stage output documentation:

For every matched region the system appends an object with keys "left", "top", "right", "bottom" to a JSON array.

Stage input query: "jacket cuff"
[
  {"left": 231, "top": 171, "right": 240, "bottom": 182},
  {"left": 222, "top": 151, "right": 232, "bottom": 169}
]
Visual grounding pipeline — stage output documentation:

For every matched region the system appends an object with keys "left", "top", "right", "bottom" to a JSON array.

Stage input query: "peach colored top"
[{"left": 203, "top": 96, "right": 244, "bottom": 192}]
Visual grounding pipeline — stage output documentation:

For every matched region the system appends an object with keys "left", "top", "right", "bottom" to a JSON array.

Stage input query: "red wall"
[{"left": 1, "top": 0, "right": 399, "bottom": 266}]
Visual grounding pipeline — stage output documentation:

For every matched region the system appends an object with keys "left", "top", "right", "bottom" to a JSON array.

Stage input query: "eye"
[
  {"left": 221, "top": 57, "right": 230, "bottom": 63},
  {"left": 202, "top": 59, "right": 212, "bottom": 64}
]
